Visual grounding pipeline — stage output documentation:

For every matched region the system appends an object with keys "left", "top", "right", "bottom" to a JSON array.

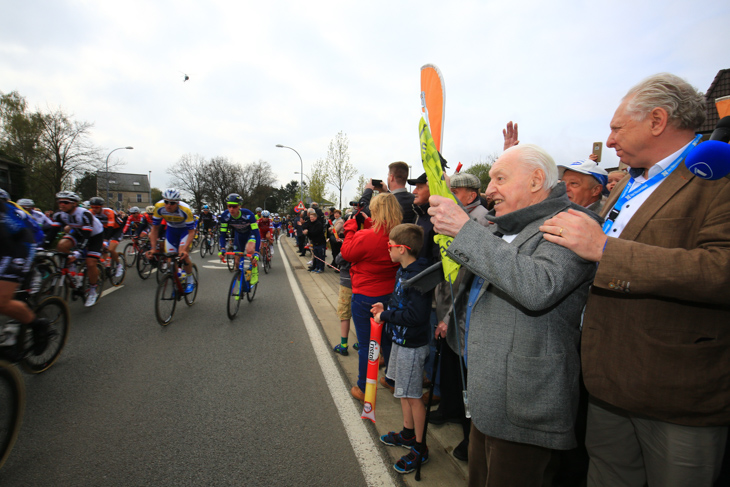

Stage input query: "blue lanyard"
[{"left": 602, "top": 134, "right": 701, "bottom": 234}]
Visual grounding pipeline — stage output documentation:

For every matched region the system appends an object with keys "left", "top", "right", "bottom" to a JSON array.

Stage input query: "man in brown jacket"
[{"left": 541, "top": 73, "right": 730, "bottom": 486}]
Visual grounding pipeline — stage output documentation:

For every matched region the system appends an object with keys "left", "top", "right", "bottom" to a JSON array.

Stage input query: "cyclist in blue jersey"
[
  {"left": 145, "top": 189, "right": 196, "bottom": 293},
  {"left": 218, "top": 194, "right": 260, "bottom": 282},
  {"left": 0, "top": 188, "right": 50, "bottom": 355}
]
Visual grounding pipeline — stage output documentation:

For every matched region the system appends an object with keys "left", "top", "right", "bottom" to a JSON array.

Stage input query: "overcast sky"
[{"left": 3, "top": 0, "right": 729, "bottom": 204}]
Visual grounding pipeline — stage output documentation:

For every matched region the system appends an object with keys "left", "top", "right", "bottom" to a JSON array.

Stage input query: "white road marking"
[
  {"left": 101, "top": 285, "right": 123, "bottom": 297},
  {"left": 280, "top": 240, "right": 394, "bottom": 487},
  {"left": 202, "top": 266, "right": 231, "bottom": 269}
]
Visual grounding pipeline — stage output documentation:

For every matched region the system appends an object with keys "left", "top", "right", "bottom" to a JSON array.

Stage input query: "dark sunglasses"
[
  {"left": 164, "top": 200, "right": 178, "bottom": 205},
  {"left": 57, "top": 200, "right": 73, "bottom": 205},
  {"left": 227, "top": 204, "right": 240, "bottom": 208}
]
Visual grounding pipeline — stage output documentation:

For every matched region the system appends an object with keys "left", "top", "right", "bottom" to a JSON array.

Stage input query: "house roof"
[
  {"left": 97, "top": 171, "right": 150, "bottom": 193},
  {"left": 699, "top": 68, "right": 730, "bottom": 134}
]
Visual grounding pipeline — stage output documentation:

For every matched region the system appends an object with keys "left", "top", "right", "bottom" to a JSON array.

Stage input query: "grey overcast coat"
[{"left": 445, "top": 184, "right": 599, "bottom": 450}]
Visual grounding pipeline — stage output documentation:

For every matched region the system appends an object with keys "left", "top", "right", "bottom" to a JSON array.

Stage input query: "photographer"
[{"left": 359, "top": 161, "right": 415, "bottom": 223}]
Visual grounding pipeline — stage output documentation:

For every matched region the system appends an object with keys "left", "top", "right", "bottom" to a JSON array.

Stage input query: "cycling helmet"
[
  {"left": 0, "top": 188, "right": 9, "bottom": 201},
  {"left": 227, "top": 193, "right": 242, "bottom": 205},
  {"left": 89, "top": 196, "right": 105, "bottom": 206},
  {"left": 18, "top": 198, "right": 35, "bottom": 208},
  {"left": 255, "top": 207, "right": 262, "bottom": 212},
  {"left": 261, "top": 210, "right": 270, "bottom": 218},
  {"left": 129, "top": 206, "right": 140, "bottom": 214},
  {"left": 202, "top": 205, "right": 209, "bottom": 210},
  {"left": 55, "top": 191, "right": 81, "bottom": 202},
  {"left": 162, "top": 188, "right": 181, "bottom": 201},
  {"left": 146, "top": 205, "right": 155, "bottom": 214}
]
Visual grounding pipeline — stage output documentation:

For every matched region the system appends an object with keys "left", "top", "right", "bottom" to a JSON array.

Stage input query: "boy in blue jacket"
[{"left": 371, "top": 223, "right": 431, "bottom": 474}]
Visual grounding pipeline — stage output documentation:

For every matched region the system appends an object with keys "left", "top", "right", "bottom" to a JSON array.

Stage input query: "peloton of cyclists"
[
  {"left": 218, "top": 194, "right": 261, "bottom": 284},
  {"left": 145, "top": 189, "right": 196, "bottom": 294}
]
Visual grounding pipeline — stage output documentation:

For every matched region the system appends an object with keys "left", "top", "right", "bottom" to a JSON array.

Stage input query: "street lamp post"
[
  {"left": 275, "top": 144, "right": 303, "bottom": 204},
  {"left": 105, "top": 146, "right": 133, "bottom": 206}
]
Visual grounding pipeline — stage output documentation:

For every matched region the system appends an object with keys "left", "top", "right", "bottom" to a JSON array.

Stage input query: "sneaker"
[
  {"left": 333, "top": 344, "right": 348, "bottom": 356},
  {"left": 352, "top": 342, "right": 360, "bottom": 351},
  {"left": 114, "top": 263, "right": 124, "bottom": 277},
  {"left": 84, "top": 289, "right": 99, "bottom": 307},
  {"left": 185, "top": 281, "right": 196, "bottom": 294},
  {"left": 394, "top": 446, "right": 429, "bottom": 474},
  {"left": 380, "top": 431, "right": 416, "bottom": 449},
  {"left": 314, "top": 269, "right": 323, "bottom": 274}
]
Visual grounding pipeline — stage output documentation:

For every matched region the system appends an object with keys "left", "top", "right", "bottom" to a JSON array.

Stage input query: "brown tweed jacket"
[{"left": 581, "top": 164, "right": 730, "bottom": 426}]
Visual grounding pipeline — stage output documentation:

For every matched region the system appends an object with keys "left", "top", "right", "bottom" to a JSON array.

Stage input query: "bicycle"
[
  {"left": 199, "top": 230, "right": 216, "bottom": 258},
  {"left": 0, "top": 290, "right": 70, "bottom": 374},
  {"left": 122, "top": 234, "right": 149, "bottom": 268},
  {"left": 260, "top": 240, "right": 272, "bottom": 274},
  {"left": 226, "top": 252, "right": 258, "bottom": 319},
  {"left": 220, "top": 236, "right": 236, "bottom": 272},
  {"left": 100, "top": 247, "right": 126, "bottom": 287},
  {"left": 43, "top": 252, "right": 106, "bottom": 305},
  {"left": 0, "top": 360, "right": 24, "bottom": 470},
  {"left": 154, "top": 253, "right": 199, "bottom": 326}
]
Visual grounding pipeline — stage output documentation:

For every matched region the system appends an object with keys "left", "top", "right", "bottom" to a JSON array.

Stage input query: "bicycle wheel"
[
  {"left": 227, "top": 254, "right": 235, "bottom": 272},
  {"left": 21, "top": 296, "right": 71, "bottom": 374},
  {"left": 227, "top": 270, "right": 242, "bottom": 319},
  {"left": 155, "top": 275, "right": 177, "bottom": 326},
  {"left": 246, "top": 268, "right": 257, "bottom": 302},
  {"left": 184, "top": 264, "right": 198, "bottom": 306},
  {"left": 0, "top": 361, "right": 24, "bottom": 470},
  {"left": 264, "top": 248, "right": 271, "bottom": 274},
  {"left": 108, "top": 254, "right": 126, "bottom": 287},
  {"left": 123, "top": 241, "right": 137, "bottom": 267},
  {"left": 137, "top": 253, "right": 153, "bottom": 280},
  {"left": 199, "top": 239, "right": 207, "bottom": 258}
]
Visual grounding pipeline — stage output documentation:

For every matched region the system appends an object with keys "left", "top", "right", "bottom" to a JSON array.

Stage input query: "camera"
[
  {"left": 349, "top": 201, "right": 365, "bottom": 208},
  {"left": 371, "top": 179, "right": 383, "bottom": 188}
]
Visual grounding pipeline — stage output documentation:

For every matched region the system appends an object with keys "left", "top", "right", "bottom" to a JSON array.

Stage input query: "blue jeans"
[
  {"left": 313, "top": 244, "right": 326, "bottom": 271},
  {"left": 351, "top": 293, "right": 391, "bottom": 392}
]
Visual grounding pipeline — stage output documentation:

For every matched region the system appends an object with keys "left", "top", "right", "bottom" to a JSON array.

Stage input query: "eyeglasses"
[
  {"left": 227, "top": 204, "right": 240, "bottom": 208},
  {"left": 164, "top": 200, "right": 178, "bottom": 205},
  {"left": 57, "top": 200, "right": 73, "bottom": 205},
  {"left": 387, "top": 243, "right": 412, "bottom": 250}
]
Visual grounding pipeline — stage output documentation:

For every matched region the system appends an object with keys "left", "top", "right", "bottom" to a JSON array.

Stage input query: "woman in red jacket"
[{"left": 341, "top": 193, "right": 402, "bottom": 401}]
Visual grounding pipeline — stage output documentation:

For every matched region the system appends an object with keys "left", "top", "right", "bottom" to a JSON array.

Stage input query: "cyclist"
[
  {"left": 89, "top": 197, "right": 124, "bottom": 278},
  {"left": 122, "top": 206, "right": 143, "bottom": 237},
  {"left": 199, "top": 205, "right": 217, "bottom": 240},
  {"left": 254, "top": 207, "right": 262, "bottom": 221},
  {"left": 272, "top": 213, "right": 282, "bottom": 242},
  {"left": 145, "top": 189, "right": 196, "bottom": 293},
  {"left": 0, "top": 189, "right": 50, "bottom": 356},
  {"left": 218, "top": 194, "right": 260, "bottom": 283},
  {"left": 44, "top": 191, "right": 105, "bottom": 307},
  {"left": 258, "top": 210, "right": 274, "bottom": 256},
  {"left": 17, "top": 198, "right": 53, "bottom": 232}
]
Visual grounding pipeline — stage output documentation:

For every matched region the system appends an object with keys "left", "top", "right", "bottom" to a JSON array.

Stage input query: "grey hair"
[
  {"left": 623, "top": 73, "right": 706, "bottom": 131},
  {"left": 502, "top": 143, "right": 559, "bottom": 191},
  {"left": 307, "top": 208, "right": 316, "bottom": 215}
]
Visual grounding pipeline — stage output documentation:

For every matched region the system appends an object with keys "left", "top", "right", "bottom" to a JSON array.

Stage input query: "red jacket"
[{"left": 340, "top": 217, "right": 399, "bottom": 297}]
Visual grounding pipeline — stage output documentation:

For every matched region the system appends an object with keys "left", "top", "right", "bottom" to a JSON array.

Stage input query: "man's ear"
[
  {"left": 530, "top": 169, "right": 546, "bottom": 193},
  {"left": 591, "top": 183, "right": 603, "bottom": 198},
  {"left": 649, "top": 107, "right": 669, "bottom": 136}
]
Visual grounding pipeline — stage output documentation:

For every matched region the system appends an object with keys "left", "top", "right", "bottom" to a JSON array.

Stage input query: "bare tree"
[
  {"left": 167, "top": 153, "right": 207, "bottom": 210},
  {"left": 202, "top": 156, "right": 244, "bottom": 212},
  {"left": 37, "top": 108, "right": 102, "bottom": 204},
  {"left": 324, "top": 131, "right": 356, "bottom": 209},
  {"left": 241, "top": 159, "right": 277, "bottom": 208}
]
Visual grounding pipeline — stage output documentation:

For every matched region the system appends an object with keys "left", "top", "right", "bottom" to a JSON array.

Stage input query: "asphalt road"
[{"left": 1, "top": 244, "right": 369, "bottom": 486}]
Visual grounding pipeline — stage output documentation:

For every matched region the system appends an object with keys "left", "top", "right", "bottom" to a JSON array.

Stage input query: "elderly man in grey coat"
[{"left": 429, "top": 144, "right": 600, "bottom": 487}]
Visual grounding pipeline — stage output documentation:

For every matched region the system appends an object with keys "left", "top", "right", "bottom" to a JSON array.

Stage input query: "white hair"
[
  {"left": 502, "top": 143, "right": 559, "bottom": 191},
  {"left": 624, "top": 73, "right": 706, "bottom": 131}
]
